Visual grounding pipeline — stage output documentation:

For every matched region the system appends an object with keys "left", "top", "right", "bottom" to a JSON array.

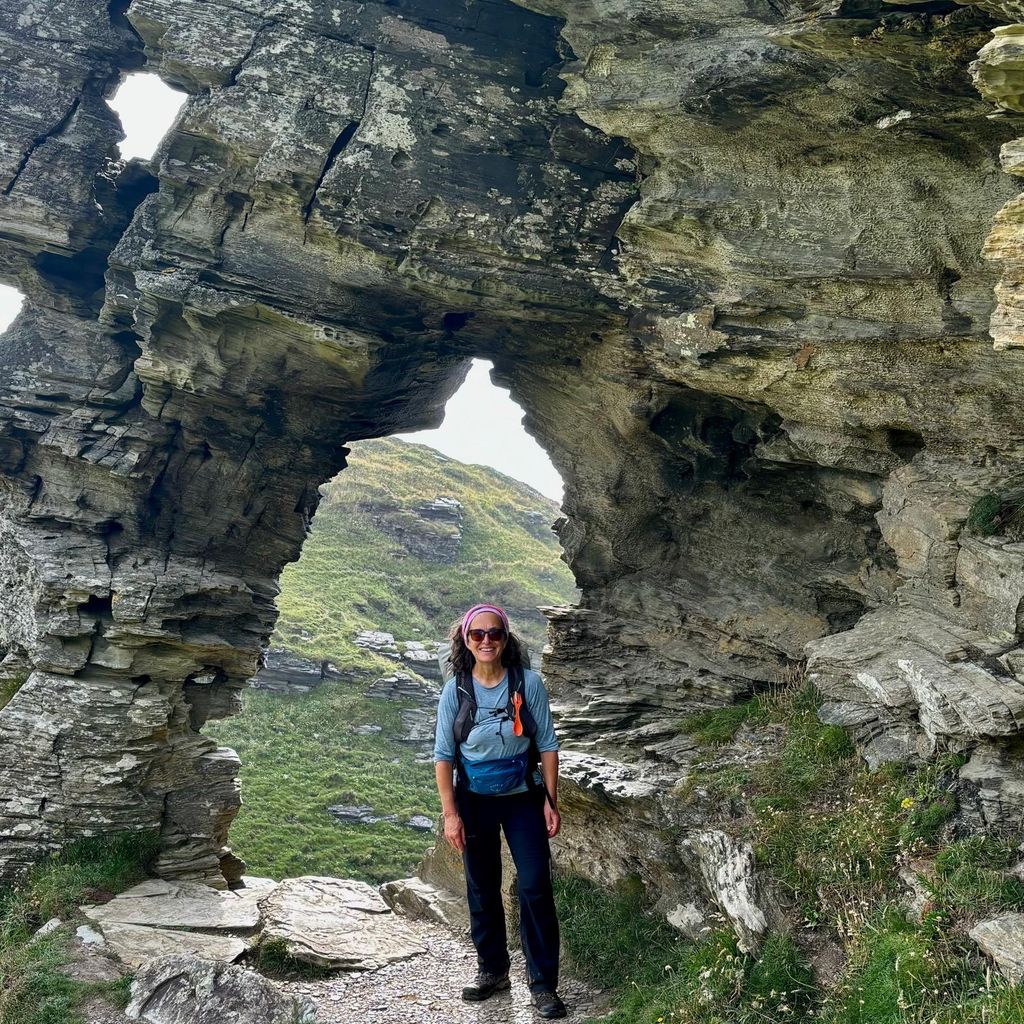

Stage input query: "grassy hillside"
[
  {"left": 206, "top": 438, "right": 576, "bottom": 882},
  {"left": 273, "top": 436, "right": 577, "bottom": 663},
  {"left": 206, "top": 680, "right": 442, "bottom": 883}
]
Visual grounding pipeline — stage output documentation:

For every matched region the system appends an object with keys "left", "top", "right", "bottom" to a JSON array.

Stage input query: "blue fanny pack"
[{"left": 461, "top": 752, "right": 529, "bottom": 794}]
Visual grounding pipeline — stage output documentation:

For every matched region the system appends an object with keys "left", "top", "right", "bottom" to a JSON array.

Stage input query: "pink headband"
[{"left": 461, "top": 604, "right": 510, "bottom": 644}]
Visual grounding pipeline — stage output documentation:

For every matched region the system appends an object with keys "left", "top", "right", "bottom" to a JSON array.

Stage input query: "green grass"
[
  {"left": 204, "top": 676, "right": 441, "bottom": 882},
  {"left": 641, "top": 684, "right": 1024, "bottom": 1024},
  {"left": 555, "top": 875, "right": 815, "bottom": 1024},
  {"left": 966, "top": 491, "right": 1024, "bottom": 540},
  {"left": 679, "top": 700, "right": 768, "bottom": 746},
  {"left": 927, "top": 835, "right": 1024, "bottom": 922},
  {"left": 251, "top": 937, "right": 334, "bottom": 980},
  {"left": 0, "top": 673, "right": 27, "bottom": 711},
  {"left": 0, "top": 832, "right": 158, "bottom": 1024}
]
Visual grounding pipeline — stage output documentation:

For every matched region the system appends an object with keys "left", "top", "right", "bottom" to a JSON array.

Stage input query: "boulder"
[
  {"left": 970, "top": 914, "right": 1024, "bottom": 984},
  {"left": 101, "top": 922, "right": 247, "bottom": 968},
  {"left": 125, "top": 954, "right": 316, "bottom": 1024},
  {"left": 82, "top": 877, "right": 275, "bottom": 933},
  {"left": 257, "top": 876, "right": 427, "bottom": 970}
]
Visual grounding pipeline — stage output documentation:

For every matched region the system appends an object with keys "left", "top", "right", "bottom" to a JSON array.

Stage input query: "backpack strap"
[{"left": 452, "top": 670, "right": 476, "bottom": 744}]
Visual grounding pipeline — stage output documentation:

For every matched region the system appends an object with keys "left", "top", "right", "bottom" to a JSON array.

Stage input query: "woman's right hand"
[{"left": 444, "top": 812, "right": 466, "bottom": 853}]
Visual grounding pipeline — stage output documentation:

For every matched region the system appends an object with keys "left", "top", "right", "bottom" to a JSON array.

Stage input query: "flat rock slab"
[
  {"left": 126, "top": 954, "right": 316, "bottom": 1024},
  {"left": 971, "top": 913, "right": 1024, "bottom": 983},
  {"left": 258, "top": 876, "right": 427, "bottom": 970},
  {"left": 82, "top": 877, "right": 276, "bottom": 933},
  {"left": 102, "top": 922, "right": 248, "bottom": 968}
]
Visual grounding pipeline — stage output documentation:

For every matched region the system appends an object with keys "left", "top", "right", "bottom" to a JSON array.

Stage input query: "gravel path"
[{"left": 278, "top": 917, "right": 609, "bottom": 1024}]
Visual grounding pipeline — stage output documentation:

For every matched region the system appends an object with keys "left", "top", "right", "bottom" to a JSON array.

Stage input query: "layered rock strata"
[{"left": 1, "top": 0, "right": 1023, "bottom": 886}]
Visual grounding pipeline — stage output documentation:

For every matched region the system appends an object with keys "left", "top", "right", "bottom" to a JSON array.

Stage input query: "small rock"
[
  {"left": 970, "top": 913, "right": 1024, "bottom": 984},
  {"left": 76, "top": 924, "right": 106, "bottom": 946},
  {"left": 379, "top": 876, "right": 468, "bottom": 932},
  {"left": 327, "top": 804, "right": 398, "bottom": 826},
  {"left": 666, "top": 902, "right": 705, "bottom": 938},
  {"left": 31, "top": 917, "right": 62, "bottom": 942}
]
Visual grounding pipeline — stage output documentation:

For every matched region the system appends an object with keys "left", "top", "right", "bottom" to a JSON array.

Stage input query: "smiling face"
[{"left": 466, "top": 611, "right": 507, "bottom": 667}]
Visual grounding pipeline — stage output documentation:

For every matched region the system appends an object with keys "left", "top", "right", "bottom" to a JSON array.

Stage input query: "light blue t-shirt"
[{"left": 433, "top": 669, "right": 559, "bottom": 793}]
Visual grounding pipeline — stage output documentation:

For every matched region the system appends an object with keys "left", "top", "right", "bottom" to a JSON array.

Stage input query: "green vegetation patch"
[
  {"left": 0, "top": 673, "right": 28, "bottom": 712},
  {"left": 251, "top": 937, "right": 334, "bottom": 980},
  {"left": 606, "top": 684, "right": 1024, "bottom": 1024},
  {"left": 555, "top": 875, "right": 814, "bottom": 1024},
  {"left": 0, "top": 831, "right": 157, "bottom": 1024},
  {"left": 966, "top": 491, "right": 1024, "bottom": 540},
  {"left": 205, "top": 677, "right": 441, "bottom": 882},
  {"left": 679, "top": 700, "right": 768, "bottom": 746}
]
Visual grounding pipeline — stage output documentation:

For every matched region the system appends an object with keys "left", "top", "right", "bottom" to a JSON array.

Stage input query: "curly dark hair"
[{"left": 446, "top": 615, "right": 525, "bottom": 676}]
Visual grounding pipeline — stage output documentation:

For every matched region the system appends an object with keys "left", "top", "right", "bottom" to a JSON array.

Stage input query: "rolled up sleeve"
[{"left": 526, "top": 671, "right": 559, "bottom": 753}]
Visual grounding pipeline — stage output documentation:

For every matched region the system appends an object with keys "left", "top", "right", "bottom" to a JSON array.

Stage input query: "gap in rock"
[
  {"left": 397, "top": 359, "right": 563, "bottom": 503},
  {"left": 202, "top": 361, "right": 574, "bottom": 884},
  {"left": 106, "top": 72, "right": 187, "bottom": 161},
  {"left": 0, "top": 284, "right": 25, "bottom": 334}
]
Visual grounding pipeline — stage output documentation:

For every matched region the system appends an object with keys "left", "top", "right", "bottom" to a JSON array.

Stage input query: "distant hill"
[{"left": 272, "top": 436, "right": 578, "bottom": 666}]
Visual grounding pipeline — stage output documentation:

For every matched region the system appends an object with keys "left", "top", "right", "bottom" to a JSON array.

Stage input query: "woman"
[{"left": 433, "top": 603, "right": 566, "bottom": 1020}]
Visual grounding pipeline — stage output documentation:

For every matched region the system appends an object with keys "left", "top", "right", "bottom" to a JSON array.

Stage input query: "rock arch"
[{"left": 2, "top": 0, "right": 1024, "bottom": 882}]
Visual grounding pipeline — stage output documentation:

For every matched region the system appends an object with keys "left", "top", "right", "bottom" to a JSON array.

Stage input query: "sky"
[{"left": 0, "top": 74, "right": 564, "bottom": 503}]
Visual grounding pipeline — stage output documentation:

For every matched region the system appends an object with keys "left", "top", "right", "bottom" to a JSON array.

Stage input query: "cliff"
[{"left": 1, "top": 0, "right": 1023, "bottom": 949}]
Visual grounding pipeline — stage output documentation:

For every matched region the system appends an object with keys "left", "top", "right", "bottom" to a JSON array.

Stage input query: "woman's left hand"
[{"left": 544, "top": 800, "right": 561, "bottom": 839}]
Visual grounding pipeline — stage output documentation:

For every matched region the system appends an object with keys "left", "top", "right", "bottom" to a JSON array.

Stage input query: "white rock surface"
[
  {"left": 76, "top": 924, "right": 106, "bottom": 946},
  {"left": 666, "top": 902, "right": 706, "bottom": 938},
  {"left": 258, "top": 876, "right": 428, "bottom": 969},
  {"left": 31, "top": 916, "right": 62, "bottom": 942},
  {"left": 684, "top": 830, "right": 766, "bottom": 953}
]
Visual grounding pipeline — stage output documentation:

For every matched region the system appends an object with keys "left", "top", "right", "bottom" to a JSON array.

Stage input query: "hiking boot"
[
  {"left": 461, "top": 969, "right": 511, "bottom": 1001},
  {"left": 531, "top": 989, "right": 567, "bottom": 1019}
]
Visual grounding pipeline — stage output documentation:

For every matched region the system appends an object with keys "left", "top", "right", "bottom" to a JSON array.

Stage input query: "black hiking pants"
[{"left": 457, "top": 785, "right": 560, "bottom": 993}]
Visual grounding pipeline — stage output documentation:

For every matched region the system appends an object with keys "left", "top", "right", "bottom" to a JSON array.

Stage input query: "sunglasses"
[{"left": 467, "top": 628, "right": 507, "bottom": 643}]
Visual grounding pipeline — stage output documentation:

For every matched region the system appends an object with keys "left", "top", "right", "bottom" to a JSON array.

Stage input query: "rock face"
[
  {"left": 250, "top": 648, "right": 343, "bottom": 695},
  {"left": 362, "top": 496, "right": 464, "bottom": 562},
  {"left": 1, "top": 0, "right": 1024, "bottom": 888},
  {"left": 970, "top": 913, "right": 1024, "bottom": 984}
]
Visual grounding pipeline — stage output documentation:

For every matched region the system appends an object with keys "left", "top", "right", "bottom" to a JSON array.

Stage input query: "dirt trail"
[
  {"left": 278, "top": 916, "right": 606, "bottom": 1024},
  {"left": 83, "top": 913, "right": 606, "bottom": 1023}
]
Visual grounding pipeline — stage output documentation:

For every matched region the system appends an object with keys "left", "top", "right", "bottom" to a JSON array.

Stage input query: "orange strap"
[{"left": 511, "top": 690, "right": 524, "bottom": 737}]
